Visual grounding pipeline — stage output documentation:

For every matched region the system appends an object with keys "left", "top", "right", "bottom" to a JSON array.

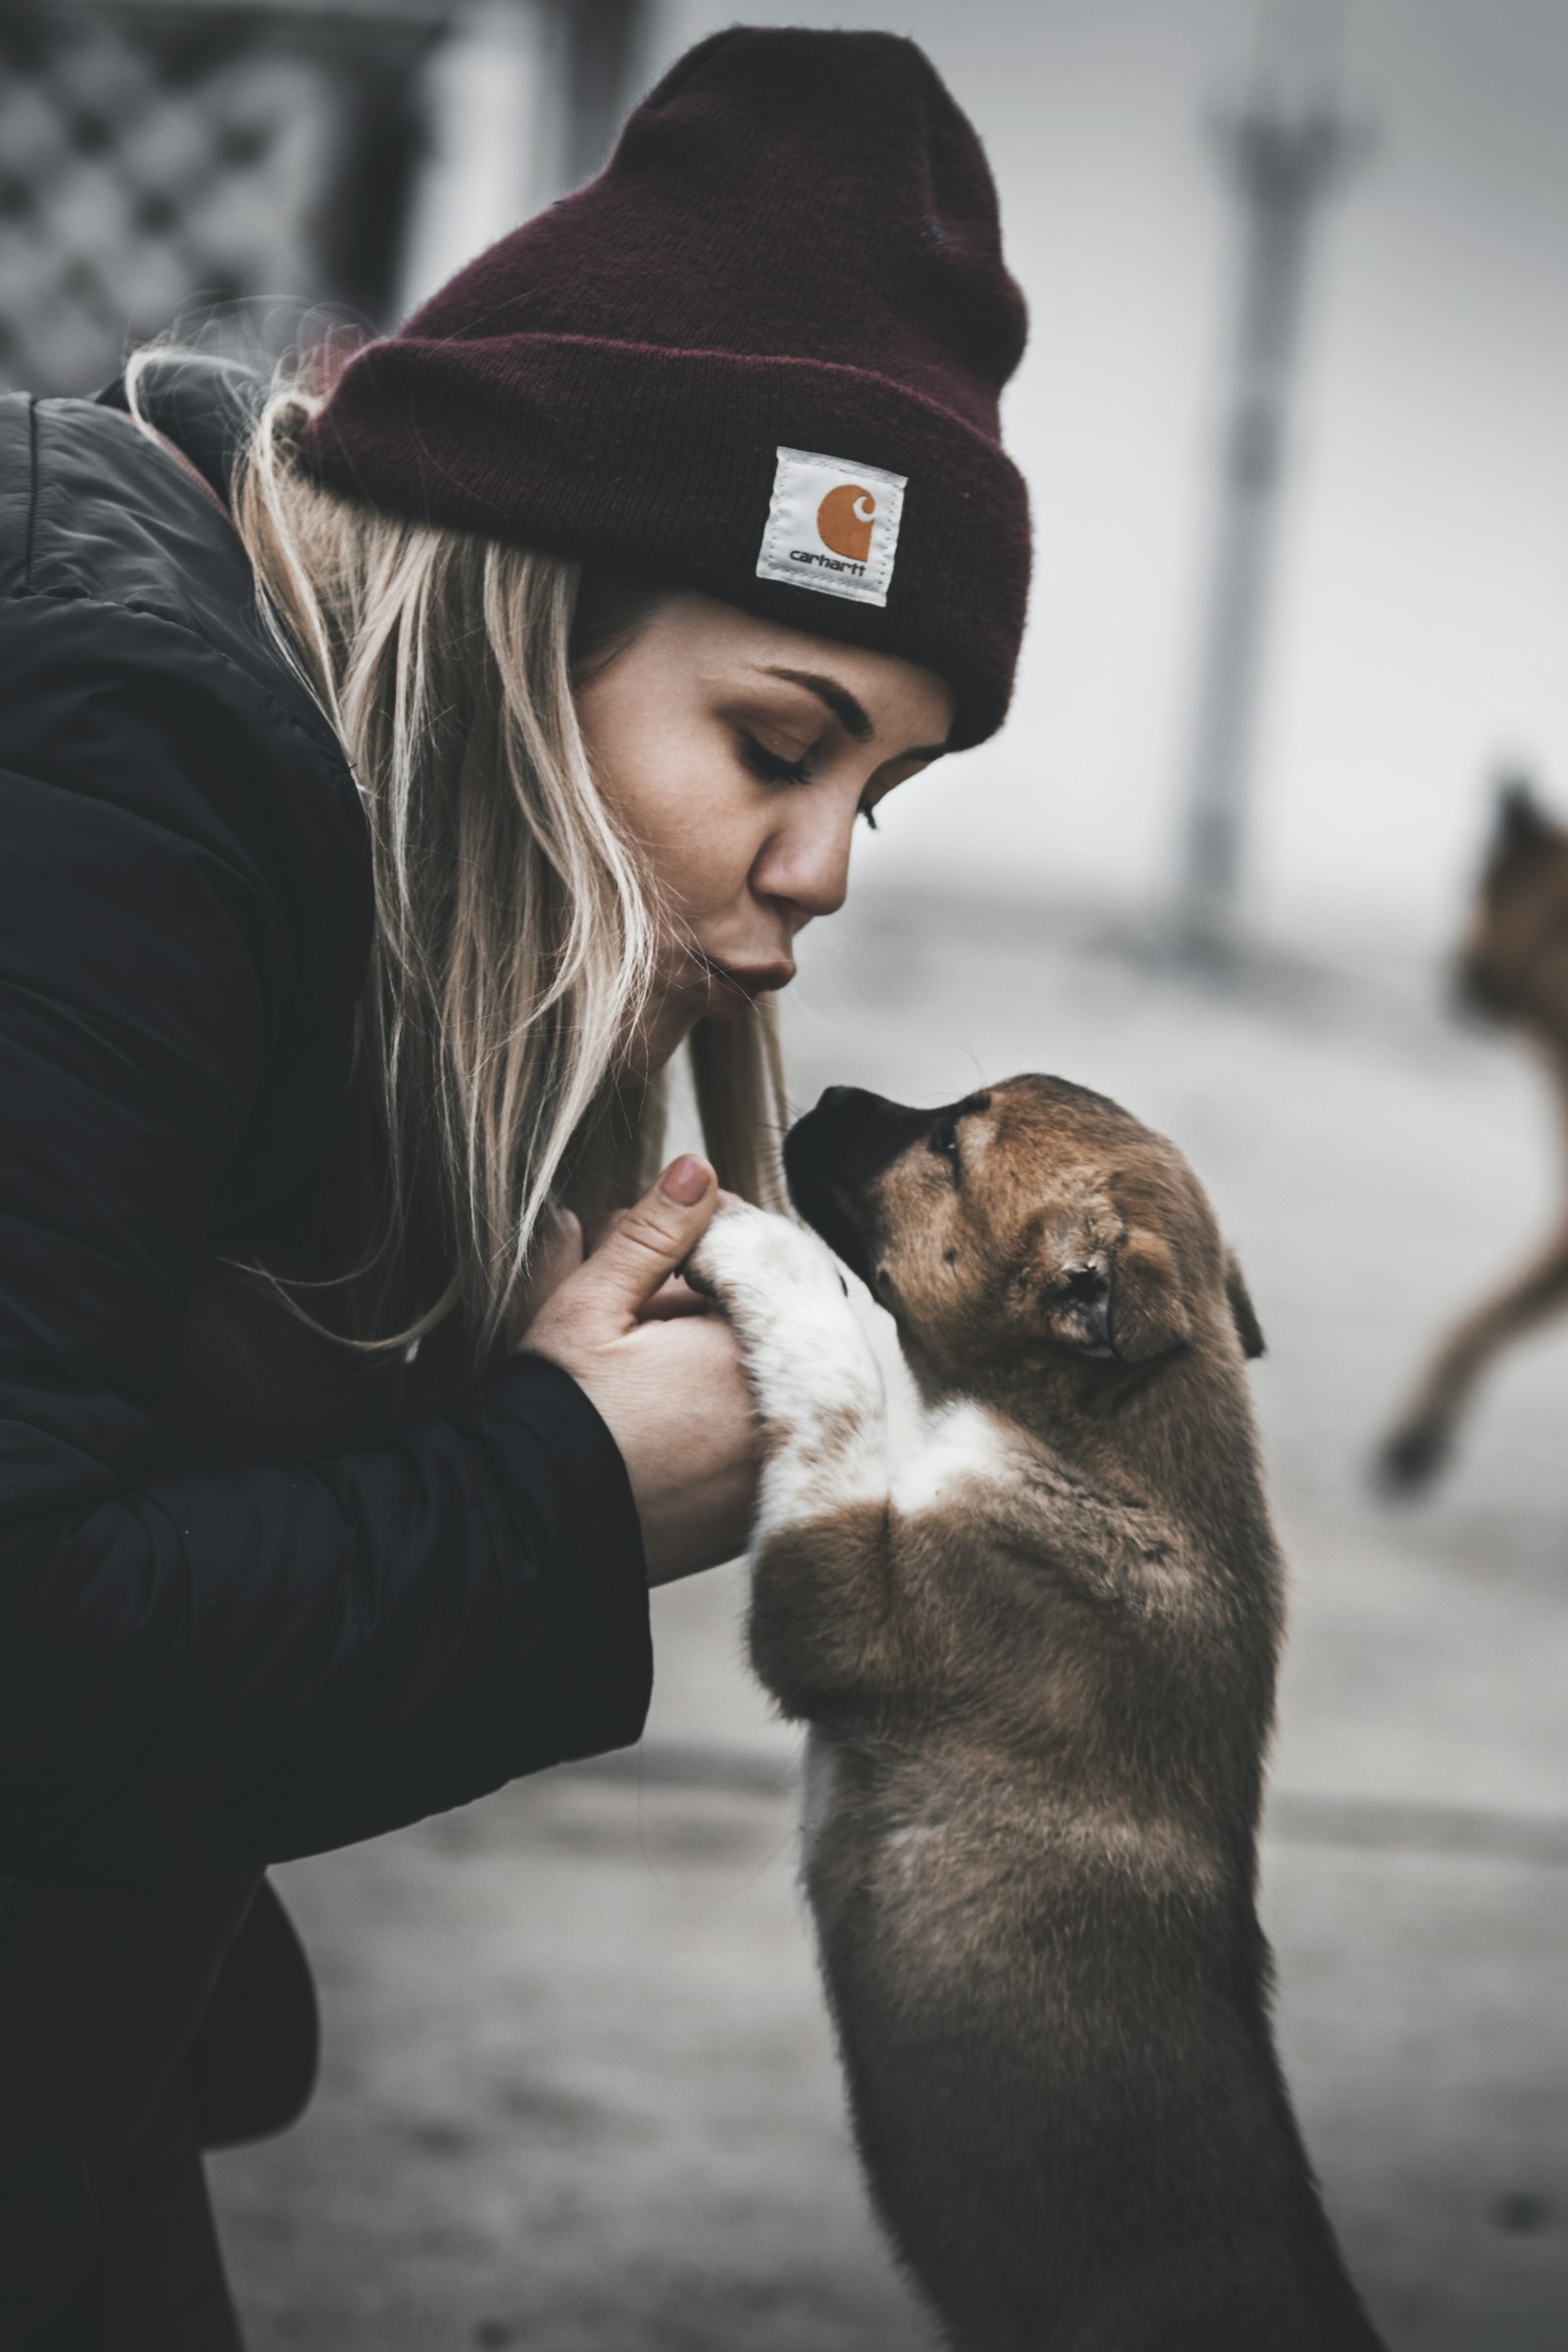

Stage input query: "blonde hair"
[{"left": 129, "top": 355, "right": 786, "bottom": 1350}]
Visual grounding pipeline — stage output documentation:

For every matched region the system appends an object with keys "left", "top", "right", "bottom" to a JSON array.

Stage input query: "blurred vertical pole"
[
  {"left": 561, "top": 0, "right": 647, "bottom": 192},
  {"left": 1176, "top": 58, "right": 1368, "bottom": 959},
  {"left": 396, "top": 0, "right": 647, "bottom": 322}
]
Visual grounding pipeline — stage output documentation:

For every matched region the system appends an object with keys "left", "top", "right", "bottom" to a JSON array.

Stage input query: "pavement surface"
[{"left": 209, "top": 892, "right": 1568, "bottom": 2350}]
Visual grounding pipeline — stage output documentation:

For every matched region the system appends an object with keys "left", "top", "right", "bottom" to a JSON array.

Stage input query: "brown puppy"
[
  {"left": 690, "top": 1076, "right": 1383, "bottom": 2352},
  {"left": 1379, "top": 779, "right": 1568, "bottom": 1490}
]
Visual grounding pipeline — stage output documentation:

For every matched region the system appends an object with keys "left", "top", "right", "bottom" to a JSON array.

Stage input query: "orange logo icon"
[{"left": 816, "top": 483, "right": 877, "bottom": 563}]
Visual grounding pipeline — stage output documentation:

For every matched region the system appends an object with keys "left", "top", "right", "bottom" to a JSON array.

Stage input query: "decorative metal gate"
[{"left": 0, "top": 0, "right": 644, "bottom": 398}]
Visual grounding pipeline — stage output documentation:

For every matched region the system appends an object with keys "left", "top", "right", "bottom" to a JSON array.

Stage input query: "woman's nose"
[{"left": 753, "top": 804, "right": 855, "bottom": 924}]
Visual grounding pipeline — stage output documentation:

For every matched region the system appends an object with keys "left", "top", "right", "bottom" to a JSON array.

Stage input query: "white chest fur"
[
  {"left": 690, "top": 1202, "right": 1021, "bottom": 1542},
  {"left": 889, "top": 1396, "right": 1017, "bottom": 1518}
]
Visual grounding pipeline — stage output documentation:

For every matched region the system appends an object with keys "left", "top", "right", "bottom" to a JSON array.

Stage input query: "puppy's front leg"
[
  {"left": 688, "top": 1202, "right": 888, "bottom": 1531},
  {"left": 688, "top": 1204, "right": 896, "bottom": 1717}
]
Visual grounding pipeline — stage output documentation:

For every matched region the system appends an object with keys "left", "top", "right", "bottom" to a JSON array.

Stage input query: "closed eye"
[
  {"left": 740, "top": 734, "right": 879, "bottom": 828},
  {"left": 738, "top": 733, "right": 811, "bottom": 787}
]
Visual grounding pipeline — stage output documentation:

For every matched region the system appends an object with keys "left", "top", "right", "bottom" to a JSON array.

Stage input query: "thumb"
[{"left": 571, "top": 1156, "right": 718, "bottom": 1328}]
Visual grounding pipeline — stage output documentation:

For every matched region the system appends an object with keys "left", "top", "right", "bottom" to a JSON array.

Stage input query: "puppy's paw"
[
  {"left": 687, "top": 1203, "right": 847, "bottom": 1334},
  {"left": 689, "top": 1205, "right": 882, "bottom": 1457}
]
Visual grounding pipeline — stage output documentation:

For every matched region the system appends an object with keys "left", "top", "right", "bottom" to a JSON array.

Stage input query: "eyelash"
[{"left": 738, "top": 733, "right": 879, "bottom": 829}]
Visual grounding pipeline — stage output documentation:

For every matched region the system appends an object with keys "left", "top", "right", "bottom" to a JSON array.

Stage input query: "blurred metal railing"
[{"left": 0, "top": 0, "right": 645, "bottom": 398}]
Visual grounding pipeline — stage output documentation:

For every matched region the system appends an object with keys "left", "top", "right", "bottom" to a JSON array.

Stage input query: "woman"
[{"left": 0, "top": 24, "right": 1029, "bottom": 2344}]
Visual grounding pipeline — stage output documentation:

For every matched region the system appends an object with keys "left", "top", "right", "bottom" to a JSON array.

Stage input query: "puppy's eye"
[{"left": 928, "top": 1116, "right": 962, "bottom": 1179}]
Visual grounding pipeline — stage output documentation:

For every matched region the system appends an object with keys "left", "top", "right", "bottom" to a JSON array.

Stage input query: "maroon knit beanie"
[{"left": 297, "top": 26, "right": 1030, "bottom": 746}]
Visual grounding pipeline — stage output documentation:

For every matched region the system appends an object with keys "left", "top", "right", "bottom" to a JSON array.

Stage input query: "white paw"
[
  {"left": 689, "top": 1206, "right": 885, "bottom": 1513},
  {"left": 687, "top": 1202, "right": 847, "bottom": 1333}
]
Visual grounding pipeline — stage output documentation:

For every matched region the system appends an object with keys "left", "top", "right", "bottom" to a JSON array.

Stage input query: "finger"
[
  {"left": 567, "top": 1156, "right": 718, "bottom": 1326},
  {"left": 637, "top": 1275, "right": 713, "bottom": 1322}
]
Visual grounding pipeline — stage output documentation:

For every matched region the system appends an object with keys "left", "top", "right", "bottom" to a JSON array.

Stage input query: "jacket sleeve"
[{"left": 0, "top": 608, "right": 652, "bottom": 1886}]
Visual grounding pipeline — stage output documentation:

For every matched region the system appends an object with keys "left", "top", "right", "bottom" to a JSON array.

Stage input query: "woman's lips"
[{"left": 697, "top": 955, "right": 796, "bottom": 1013}]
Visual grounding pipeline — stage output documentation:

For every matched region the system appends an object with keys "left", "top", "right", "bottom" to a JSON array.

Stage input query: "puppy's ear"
[
  {"left": 1105, "top": 1231, "right": 1193, "bottom": 1365},
  {"left": 1494, "top": 775, "right": 1556, "bottom": 856},
  {"left": 1224, "top": 1248, "right": 1266, "bottom": 1360},
  {"left": 1021, "top": 1222, "right": 1191, "bottom": 1365}
]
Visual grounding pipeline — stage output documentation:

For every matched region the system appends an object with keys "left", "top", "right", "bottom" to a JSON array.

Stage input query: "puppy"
[
  {"left": 1379, "top": 777, "right": 1568, "bottom": 1490},
  {"left": 690, "top": 1075, "right": 1384, "bottom": 2352}
]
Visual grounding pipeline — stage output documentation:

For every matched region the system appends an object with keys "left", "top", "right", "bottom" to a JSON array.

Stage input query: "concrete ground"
[{"left": 210, "top": 890, "right": 1568, "bottom": 2349}]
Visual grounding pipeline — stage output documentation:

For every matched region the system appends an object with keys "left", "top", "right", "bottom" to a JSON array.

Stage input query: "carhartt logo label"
[
  {"left": 816, "top": 483, "right": 876, "bottom": 562},
  {"left": 757, "top": 446, "right": 906, "bottom": 609}
]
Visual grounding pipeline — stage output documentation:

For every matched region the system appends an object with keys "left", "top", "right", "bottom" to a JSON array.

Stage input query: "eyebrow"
[{"left": 760, "top": 666, "right": 949, "bottom": 763}]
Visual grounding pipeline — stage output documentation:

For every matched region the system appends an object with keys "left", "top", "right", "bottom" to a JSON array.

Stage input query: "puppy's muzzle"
[{"left": 784, "top": 1087, "right": 930, "bottom": 1287}]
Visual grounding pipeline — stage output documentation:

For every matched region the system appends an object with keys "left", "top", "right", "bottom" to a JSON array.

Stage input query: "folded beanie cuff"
[{"left": 298, "top": 335, "right": 1029, "bottom": 747}]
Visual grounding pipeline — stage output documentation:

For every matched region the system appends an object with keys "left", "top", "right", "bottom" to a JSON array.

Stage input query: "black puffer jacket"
[{"left": 0, "top": 356, "right": 652, "bottom": 2325}]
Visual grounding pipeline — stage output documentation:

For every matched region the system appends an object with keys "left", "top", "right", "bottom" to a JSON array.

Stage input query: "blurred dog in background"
[
  {"left": 1378, "top": 779, "right": 1568, "bottom": 1492},
  {"left": 692, "top": 1076, "right": 1384, "bottom": 2352}
]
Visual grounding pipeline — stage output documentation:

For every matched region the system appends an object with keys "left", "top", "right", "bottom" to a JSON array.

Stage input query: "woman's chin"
[
  {"left": 618, "top": 1003, "right": 699, "bottom": 1084},
  {"left": 618, "top": 974, "right": 761, "bottom": 1080}
]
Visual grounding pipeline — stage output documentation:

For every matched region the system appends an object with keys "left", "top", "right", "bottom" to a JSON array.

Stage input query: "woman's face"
[{"left": 574, "top": 591, "right": 956, "bottom": 1075}]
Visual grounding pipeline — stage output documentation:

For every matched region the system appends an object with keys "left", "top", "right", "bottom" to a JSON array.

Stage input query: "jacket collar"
[{"left": 96, "top": 353, "right": 266, "bottom": 508}]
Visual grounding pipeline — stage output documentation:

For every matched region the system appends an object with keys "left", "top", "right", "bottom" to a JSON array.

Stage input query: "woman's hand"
[{"left": 518, "top": 1156, "right": 760, "bottom": 1584}]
